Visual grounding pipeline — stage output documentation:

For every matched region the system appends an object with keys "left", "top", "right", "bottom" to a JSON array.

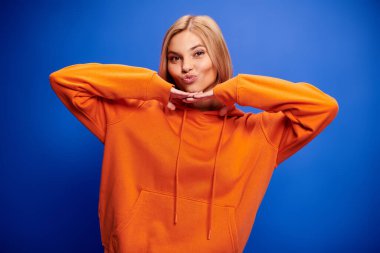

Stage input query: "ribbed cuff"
[
  {"left": 147, "top": 73, "right": 174, "bottom": 105},
  {"left": 213, "top": 75, "right": 238, "bottom": 106}
]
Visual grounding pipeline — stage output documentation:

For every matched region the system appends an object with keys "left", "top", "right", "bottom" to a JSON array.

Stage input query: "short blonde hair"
[{"left": 158, "top": 15, "right": 233, "bottom": 86}]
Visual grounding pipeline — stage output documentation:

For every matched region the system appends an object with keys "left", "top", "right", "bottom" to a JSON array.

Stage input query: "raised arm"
[
  {"left": 213, "top": 74, "right": 339, "bottom": 167},
  {"left": 49, "top": 63, "right": 173, "bottom": 143}
]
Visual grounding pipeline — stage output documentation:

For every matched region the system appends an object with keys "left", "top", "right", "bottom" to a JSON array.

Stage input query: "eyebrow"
[{"left": 167, "top": 44, "right": 205, "bottom": 55}]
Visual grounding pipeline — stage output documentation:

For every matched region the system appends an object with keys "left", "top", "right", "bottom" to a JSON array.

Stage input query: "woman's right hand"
[
  {"left": 167, "top": 87, "right": 202, "bottom": 111},
  {"left": 167, "top": 87, "right": 232, "bottom": 116}
]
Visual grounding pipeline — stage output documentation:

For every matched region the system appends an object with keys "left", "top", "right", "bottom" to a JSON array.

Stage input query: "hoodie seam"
[
  {"left": 106, "top": 101, "right": 146, "bottom": 126},
  {"left": 146, "top": 72, "right": 155, "bottom": 100},
  {"left": 259, "top": 113, "right": 280, "bottom": 168},
  {"left": 72, "top": 91, "right": 105, "bottom": 142},
  {"left": 143, "top": 188, "right": 234, "bottom": 208},
  {"left": 227, "top": 210, "right": 236, "bottom": 252},
  {"left": 227, "top": 208, "right": 239, "bottom": 253},
  {"left": 236, "top": 75, "right": 240, "bottom": 104},
  {"left": 259, "top": 113, "right": 279, "bottom": 151},
  {"left": 147, "top": 72, "right": 168, "bottom": 101}
]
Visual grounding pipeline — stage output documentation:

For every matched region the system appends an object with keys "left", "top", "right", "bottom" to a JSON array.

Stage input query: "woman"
[{"left": 49, "top": 15, "right": 338, "bottom": 253}]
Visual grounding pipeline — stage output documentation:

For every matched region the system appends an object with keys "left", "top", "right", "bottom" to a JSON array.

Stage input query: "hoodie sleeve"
[
  {"left": 213, "top": 74, "right": 339, "bottom": 167},
  {"left": 49, "top": 63, "right": 173, "bottom": 143}
]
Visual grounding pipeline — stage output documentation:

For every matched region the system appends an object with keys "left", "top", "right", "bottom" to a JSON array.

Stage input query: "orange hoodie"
[{"left": 49, "top": 63, "right": 338, "bottom": 253}]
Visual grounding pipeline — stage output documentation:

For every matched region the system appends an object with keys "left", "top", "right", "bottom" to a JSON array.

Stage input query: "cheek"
[
  {"left": 168, "top": 64, "right": 180, "bottom": 78},
  {"left": 199, "top": 59, "right": 216, "bottom": 77},
  {"left": 167, "top": 64, "right": 174, "bottom": 76}
]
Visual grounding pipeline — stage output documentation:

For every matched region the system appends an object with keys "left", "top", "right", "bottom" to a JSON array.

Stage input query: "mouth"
[{"left": 181, "top": 75, "right": 198, "bottom": 84}]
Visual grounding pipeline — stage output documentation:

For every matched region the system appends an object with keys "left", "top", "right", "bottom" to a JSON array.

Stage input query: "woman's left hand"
[
  {"left": 182, "top": 90, "right": 213, "bottom": 102},
  {"left": 183, "top": 90, "right": 233, "bottom": 116}
]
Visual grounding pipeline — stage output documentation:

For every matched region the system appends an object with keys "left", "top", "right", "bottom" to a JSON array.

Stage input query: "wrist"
[
  {"left": 148, "top": 73, "right": 174, "bottom": 105},
  {"left": 213, "top": 76, "right": 238, "bottom": 106}
]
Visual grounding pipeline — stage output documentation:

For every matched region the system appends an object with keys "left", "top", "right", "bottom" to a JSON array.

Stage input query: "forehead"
[{"left": 168, "top": 31, "right": 205, "bottom": 52}]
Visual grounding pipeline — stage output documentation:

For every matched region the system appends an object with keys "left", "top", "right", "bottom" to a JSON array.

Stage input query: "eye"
[
  {"left": 168, "top": 55, "right": 180, "bottom": 63},
  {"left": 194, "top": 50, "right": 205, "bottom": 57}
]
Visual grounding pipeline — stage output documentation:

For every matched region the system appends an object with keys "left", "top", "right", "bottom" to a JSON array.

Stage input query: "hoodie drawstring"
[
  {"left": 208, "top": 113, "right": 227, "bottom": 240},
  {"left": 173, "top": 109, "right": 228, "bottom": 240},
  {"left": 174, "top": 109, "right": 187, "bottom": 225}
]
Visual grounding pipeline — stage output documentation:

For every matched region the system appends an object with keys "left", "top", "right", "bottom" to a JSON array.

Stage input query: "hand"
[
  {"left": 192, "top": 90, "right": 234, "bottom": 116},
  {"left": 168, "top": 88, "right": 233, "bottom": 116},
  {"left": 167, "top": 87, "right": 202, "bottom": 111}
]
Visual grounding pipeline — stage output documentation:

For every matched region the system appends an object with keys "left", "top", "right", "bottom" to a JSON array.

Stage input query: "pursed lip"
[{"left": 181, "top": 75, "right": 198, "bottom": 84}]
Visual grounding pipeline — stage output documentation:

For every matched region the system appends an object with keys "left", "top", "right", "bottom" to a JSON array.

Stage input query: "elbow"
[
  {"left": 49, "top": 71, "right": 65, "bottom": 92},
  {"left": 49, "top": 67, "right": 70, "bottom": 88},
  {"left": 323, "top": 96, "right": 339, "bottom": 122},
  {"left": 49, "top": 69, "right": 69, "bottom": 94},
  {"left": 49, "top": 71, "right": 58, "bottom": 81},
  {"left": 49, "top": 72, "right": 59, "bottom": 88},
  {"left": 328, "top": 96, "right": 339, "bottom": 116},
  {"left": 48, "top": 63, "right": 84, "bottom": 87}
]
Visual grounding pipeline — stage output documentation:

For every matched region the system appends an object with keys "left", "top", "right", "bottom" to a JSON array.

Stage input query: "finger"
[
  {"left": 193, "top": 90, "right": 213, "bottom": 98},
  {"left": 171, "top": 93, "right": 196, "bottom": 100},
  {"left": 182, "top": 97, "right": 196, "bottom": 103},
  {"left": 170, "top": 88, "right": 193, "bottom": 96},
  {"left": 167, "top": 101, "right": 176, "bottom": 110}
]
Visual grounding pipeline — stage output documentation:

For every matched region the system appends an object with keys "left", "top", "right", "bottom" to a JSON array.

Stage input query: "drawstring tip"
[
  {"left": 207, "top": 229, "right": 211, "bottom": 240},
  {"left": 174, "top": 213, "right": 178, "bottom": 225}
]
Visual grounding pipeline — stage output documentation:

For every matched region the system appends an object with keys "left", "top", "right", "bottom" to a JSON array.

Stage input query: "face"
[{"left": 167, "top": 30, "right": 217, "bottom": 93}]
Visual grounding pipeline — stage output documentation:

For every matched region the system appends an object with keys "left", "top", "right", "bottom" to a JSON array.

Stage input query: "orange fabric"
[{"left": 50, "top": 63, "right": 338, "bottom": 253}]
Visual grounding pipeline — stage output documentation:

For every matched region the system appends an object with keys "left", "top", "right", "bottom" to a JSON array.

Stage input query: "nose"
[{"left": 181, "top": 57, "right": 193, "bottom": 73}]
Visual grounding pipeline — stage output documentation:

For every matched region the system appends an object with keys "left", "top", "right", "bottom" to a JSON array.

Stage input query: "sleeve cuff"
[
  {"left": 147, "top": 73, "right": 174, "bottom": 105},
  {"left": 213, "top": 75, "right": 238, "bottom": 106}
]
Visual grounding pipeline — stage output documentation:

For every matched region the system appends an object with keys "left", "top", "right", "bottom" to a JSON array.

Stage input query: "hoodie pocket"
[{"left": 110, "top": 189, "right": 240, "bottom": 253}]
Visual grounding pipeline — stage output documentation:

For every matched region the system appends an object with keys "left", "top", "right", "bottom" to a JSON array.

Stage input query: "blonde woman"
[{"left": 50, "top": 15, "right": 339, "bottom": 253}]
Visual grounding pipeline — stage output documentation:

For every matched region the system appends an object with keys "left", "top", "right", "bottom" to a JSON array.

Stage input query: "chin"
[
  {"left": 177, "top": 85, "right": 198, "bottom": 93},
  {"left": 188, "top": 87, "right": 204, "bottom": 93}
]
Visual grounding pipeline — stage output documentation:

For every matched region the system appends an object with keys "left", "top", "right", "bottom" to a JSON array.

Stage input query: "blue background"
[{"left": 1, "top": 0, "right": 379, "bottom": 252}]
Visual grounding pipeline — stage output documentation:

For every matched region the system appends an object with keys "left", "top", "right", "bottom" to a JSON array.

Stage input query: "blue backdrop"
[{"left": 1, "top": 0, "right": 379, "bottom": 252}]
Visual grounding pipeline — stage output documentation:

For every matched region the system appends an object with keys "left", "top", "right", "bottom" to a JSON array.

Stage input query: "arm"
[
  {"left": 213, "top": 74, "right": 339, "bottom": 167},
  {"left": 49, "top": 63, "right": 173, "bottom": 143}
]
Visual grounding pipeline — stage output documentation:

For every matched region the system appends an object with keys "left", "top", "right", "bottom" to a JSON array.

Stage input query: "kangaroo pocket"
[{"left": 109, "top": 189, "right": 240, "bottom": 253}]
